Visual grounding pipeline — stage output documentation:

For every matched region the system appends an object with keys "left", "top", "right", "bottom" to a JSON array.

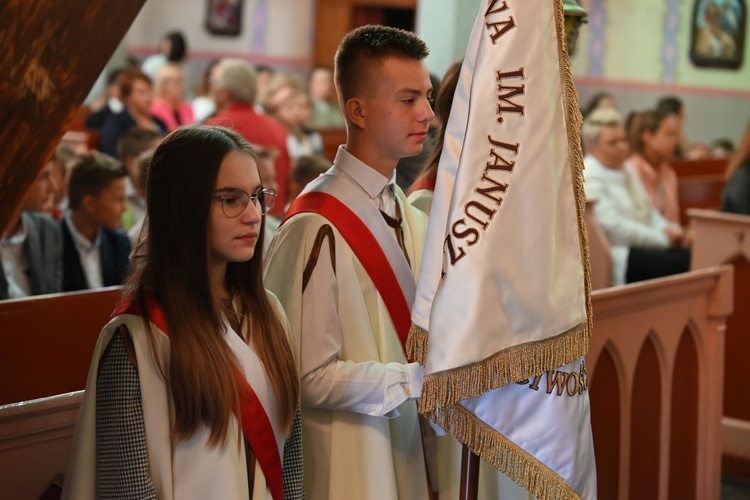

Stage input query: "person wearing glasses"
[{"left": 63, "top": 125, "right": 303, "bottom": 500}]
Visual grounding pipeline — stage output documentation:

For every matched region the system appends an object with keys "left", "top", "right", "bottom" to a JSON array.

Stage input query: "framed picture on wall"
[
  {"left": 206, "top": 0, "right": 243, "bottom": 36},
  {"left": 689, "top": 0, "right": 746, "bottom": 69}
]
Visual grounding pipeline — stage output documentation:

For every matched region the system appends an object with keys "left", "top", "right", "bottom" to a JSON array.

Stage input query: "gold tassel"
[
  {"left": 425, "top": 404, "right": 581, "bottom": 500},
  {"left": 553, "top": 0, "right": 594, "bottom": 336},
  {"left": 406, "top": 323, "right": 429, "bottom": 365},
  {"left": 419, "top": 321, "right": 588, "bottom": 414}
]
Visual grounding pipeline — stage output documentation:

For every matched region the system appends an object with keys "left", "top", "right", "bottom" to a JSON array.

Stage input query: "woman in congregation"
[
  {"left": 625, "top": 109, "right": 682, "bottom": 225},
  {"left": 407, "top": 58, "right": 462, "bottom": 215},
  {"left": 63, "top": 125, "right": 302, "bottom": 500},
  {"left": 584, "top": 108, "right": 690, "bottom": 285},
  {"left": 150, "top": 63, "right": 195, "bottom": 132},
  {"left": 100, "top": 69, "right": 168, "bottom": 159}
]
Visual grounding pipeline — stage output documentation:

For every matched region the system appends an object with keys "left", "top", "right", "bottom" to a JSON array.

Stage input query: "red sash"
[
  {"left": 112, "top": 294, "right": 284, "bottom": 500},
  {"left": 406, "top": 173, "right": 436, "bottom": 196},
  {"left": 283, "top": 191, "right": 412, "bottom": 358}
]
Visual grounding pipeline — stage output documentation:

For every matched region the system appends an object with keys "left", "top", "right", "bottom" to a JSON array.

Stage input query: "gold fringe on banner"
[
  {"left": 419, "top": 321, "right": 589, "bottom": 414},
  {"left": 553, "top": 0, "right": 594, "bottom": 336},
  {"left": 425, "top": 403, "right": 581, "bottom": 500},
  {"left": 406, "top": 323, "right": 428, "bottom": 365}
]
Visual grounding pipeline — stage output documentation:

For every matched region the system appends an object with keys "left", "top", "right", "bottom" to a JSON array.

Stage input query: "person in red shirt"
[{"left": 205, "top": 59, "right": 291, "bottom": 215}]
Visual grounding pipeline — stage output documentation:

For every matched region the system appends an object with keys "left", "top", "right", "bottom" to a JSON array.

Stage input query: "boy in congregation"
[
  {"left": 265, "top": 25, "right": 435, "bottom": 499},
  {"left": 0, "top": 160, "right": 62, "bottom": 300},
  {"left": 61, "top": 153, "right": 131, "bottom": 292},
  {"left": 117, "top": 127, "right": 162, "bottom": 234}
]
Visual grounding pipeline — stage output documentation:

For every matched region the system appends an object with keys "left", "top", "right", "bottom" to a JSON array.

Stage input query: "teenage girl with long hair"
[{"left": 63, "top": 125, "right": 302, "bottom": 500}]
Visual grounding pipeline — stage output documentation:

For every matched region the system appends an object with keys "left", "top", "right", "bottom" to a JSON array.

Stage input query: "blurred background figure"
[
  {"left": 306, "top": 66, "right": 345, "bottom": 129},
  {"left": 192, "top": 59, "right": 220, "bottom": 121},
  {"left": 206, "top": 59, "right": 291, "bottom": 214},
  {"left": 1, "top": 161, "right": 63, "bottom": 299},
  {"left": 127, "top": 149, "right": 155, "bottom": 245},
  {"left": 626, "top": 109, "right": 682, "bottom": 225},
  {"left": 100, "top": 70, "right": 167, "bottom": 158},
  {"left": 264, "top": 75, "right": 324, "bottom": 161},
  {"left": 712, "top": 138, "right": 735, "bottom": 158},
  {"left": 722, "top": 120, "right": 750, "bottom": 214},
  {"left": 116, "top": 127, "right": 162, "bottom": 233},
  {"left": 254, "top": 64, "right": 277, "bottom": 114},
  {"left": 150, "top": 63, "right": 195, "bottom": 131},
  {"left": 49, "top": 145, "right": 77, "bottom": 219},
  {"left": 85, "top": 68, "right": 128, "bottom": 130},
  {"left": 62, "top": 153, "right": 131, "bottom": 292},
  {"left": 141, "top": 31, "right": 188, "bottom": 83},
  {"left": 395, "top": 71, "right": 442, "bottom": 191},
  {"left": 286, "top": 154, "right": 331, "bottom": 212},
  {"left": 583, "top": 108, "right": 689, "bottom": 285},
  {"left": 582, "top": 92, "right": 617, "bottom": 119},
  {"left": 408, "top": 59, "right": 462, "bottom": 214},
  {"left": 657, "top": 95, "right": 687, "bottom": 157},
  {"left": 563, "top": 0, "right": 588, "bottom": 56}
]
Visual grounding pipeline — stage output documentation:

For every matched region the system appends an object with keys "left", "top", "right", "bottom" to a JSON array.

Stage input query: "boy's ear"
[
  {"left": 345, "top": 98, "right": 366, "bottom": 129},
  {"left": 81, "top": 193, "right": 97, "bottom": 214}
]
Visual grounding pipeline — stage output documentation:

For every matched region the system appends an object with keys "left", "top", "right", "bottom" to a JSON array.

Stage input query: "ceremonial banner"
[{"left": 407, "top": 0, "right": 596, "bottom": 498}]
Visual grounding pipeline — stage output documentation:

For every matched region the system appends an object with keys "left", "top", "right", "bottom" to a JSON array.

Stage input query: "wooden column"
[{"left": 0, "top": 0, "right": 147, "bottom": 233}]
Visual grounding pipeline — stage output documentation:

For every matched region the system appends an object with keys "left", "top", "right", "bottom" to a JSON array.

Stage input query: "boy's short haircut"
[
  {"left": 292, "top": 154, "right": 331, "bottom": 185},
  {"left": 334, "top": 25, "right": 429, "bottom": 104},
  {"left": 117, "top": 127, "right": 162, "bottom": 161},
  {"left": 68, "top": 153, "right": 127, "bottom": 210}
]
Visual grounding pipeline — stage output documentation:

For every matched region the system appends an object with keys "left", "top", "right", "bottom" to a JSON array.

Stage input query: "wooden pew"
[
  {"left": 588, "top": 266, "right": 733, "bottom": 499},
  {"left": 0, "top": 287, "right": 121, "bottom": 405},
  {"left": 673, "top": 158, "right": 728, "bottom": 227},
  {"left": 0, "top": 392, "right": 82, "bottom": 499},
  {"left": 688, "top": 208, "right": 750, "bottom": 480},
  {"left": 584, "top": 198, "right": 612, "bottom": 290}
]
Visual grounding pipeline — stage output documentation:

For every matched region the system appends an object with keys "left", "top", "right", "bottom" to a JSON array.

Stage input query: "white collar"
[
  {"left": 65, "top": 213, "right": 102, "bottom": 254},
  {"left": 1, "top": 215, "right": 27, "bottom": 246},
  {"left": 333, "top": 146, "right": 396, "bottom": 202}
]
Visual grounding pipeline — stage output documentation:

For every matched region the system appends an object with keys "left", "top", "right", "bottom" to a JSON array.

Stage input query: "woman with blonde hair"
[
  {"left": 150, "top": 63, "right": 195, "bottom": 131},
  {"left": 63, "top": 125, "right": 302, "bottom": 499}
]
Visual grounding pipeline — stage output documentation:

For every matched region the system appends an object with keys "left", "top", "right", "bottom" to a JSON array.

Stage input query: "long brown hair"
[
  {"left": 124, "top": 125, "right": 298, "bottom": 446},
  {"left": 626, "top": 109, "right": 674, "bottom": 156},
  {"left": 409, "top": 58, "right": 462, "bottom": 194}
]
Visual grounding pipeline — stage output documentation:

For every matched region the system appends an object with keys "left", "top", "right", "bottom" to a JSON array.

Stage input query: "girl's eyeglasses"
[{"left": 214, "top": 188, "right": 276, "bottom": 217}]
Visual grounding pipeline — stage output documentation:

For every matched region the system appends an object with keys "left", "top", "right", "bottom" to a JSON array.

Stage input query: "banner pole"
[{"left": 458, "top": 444, "right": 480, "bottom": 500}]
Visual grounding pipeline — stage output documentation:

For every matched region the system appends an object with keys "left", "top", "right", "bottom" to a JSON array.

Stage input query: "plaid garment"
[
  {"left": 96, "top": 333, "right": 157, "bottom": 499},
  {"left": 97, "top": 331, "right": 306, "bottom": 499},
  {"left": 282, "top": 408, "right": 304, "bottom": 499}
]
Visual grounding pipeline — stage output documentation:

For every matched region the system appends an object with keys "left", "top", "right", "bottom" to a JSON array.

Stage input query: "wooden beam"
[{"left": 0, "top": 0, "right": 146, "bottom": 233}]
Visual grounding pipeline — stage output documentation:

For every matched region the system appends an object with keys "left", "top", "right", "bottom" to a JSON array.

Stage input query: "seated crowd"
[
  {"left": 1, "top": 53, "right": 338, "bottom": 300},
  {"left": 3, "top": 41, "right": 748, "bottom": 298}
]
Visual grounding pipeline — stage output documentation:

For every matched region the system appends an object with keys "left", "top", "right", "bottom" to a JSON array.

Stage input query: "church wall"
[
  {"left": 113, "top": 0, "right": 747, "bottom": 145},
  {"left": 572, "top": 0, "right": 749, "bottom": 146}
]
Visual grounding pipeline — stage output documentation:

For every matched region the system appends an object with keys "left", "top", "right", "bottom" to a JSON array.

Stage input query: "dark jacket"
[{"left": 61, "top": 219, "right": 132, "bottom": 292}]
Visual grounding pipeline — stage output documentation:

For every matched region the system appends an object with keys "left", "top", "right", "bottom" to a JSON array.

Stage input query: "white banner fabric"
[{"left": 407, "top": 0, "right": 597, "bottom": 497}]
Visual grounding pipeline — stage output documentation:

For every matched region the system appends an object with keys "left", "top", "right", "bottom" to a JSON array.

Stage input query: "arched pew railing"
[
  {"left": 688, "top": 208, "right": 750, "bottom": 480},
  {"left": 588, "top": 265, "right": 733, "bottom": 499},
  {"left": 0, "top": 268, "right": 735, "bottom": 498}
]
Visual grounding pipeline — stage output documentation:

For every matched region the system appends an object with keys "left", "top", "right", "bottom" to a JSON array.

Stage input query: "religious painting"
[
  {"left": 206, "top": 0, "right": 243, "bottom": 36},
  {"left": 690, "top": 0, "right": 746, "bottom": 69}
]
